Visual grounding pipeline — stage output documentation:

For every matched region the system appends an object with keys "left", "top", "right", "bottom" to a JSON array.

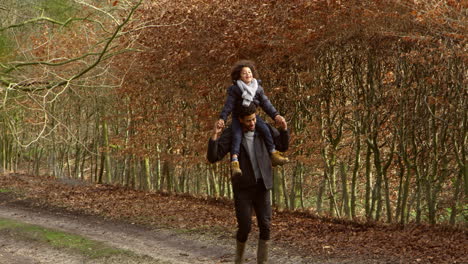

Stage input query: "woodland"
[{"left": 0, "top": 0, "right": 466, "bottom": 228}]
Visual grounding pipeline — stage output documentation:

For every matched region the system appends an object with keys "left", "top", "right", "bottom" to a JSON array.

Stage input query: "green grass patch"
[
  {"left": 0, "top": 188, "right": 13, "bottom": 193},
  {"left": 0, "top": 32, "right": 14, "bottom": 60},
  {"left": 0, "top": 218, "right": 150, "bottom": 260}
]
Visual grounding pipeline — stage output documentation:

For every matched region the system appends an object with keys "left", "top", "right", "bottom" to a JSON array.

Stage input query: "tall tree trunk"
[
  {"left": 209, "top": 163, "right": 219, "bottom": 197},
  {"left": 281, "top": 167, "right": 289, "bottom": 209},
  {"left": 449, "top": 169, "right": 463, "bottom": 225},
  {"left": 272, "top": 166, "right": 280, "bottom": 206},
  {"left": 299, "top": 163, "right": 305, "bottom": 209},
  {"left": 316, "top": 175, "right": 326, "bottom": 214},
  {"left": 102, "top": 119, "right": 112, "bottom": 184},
  {"left": 365, "top": 146, "right": 373, "bottom": 220},
  {"left": 289, "top": 165, "right": 297, "bottom": 210},
  {"left": 97, "top": 151, "right": 105, "bottom": 184},
  {"left": 415, "top": 168, "right": 422, "bottom": 224},
  {"left": 351, "top": 131, "right": 361, "bottom": 219},
  {"left": 340, "top": 162, "right": 351, "bottom": 218},
  {"left": 395, "top": 156, "right": 405, "bottom": 224},
  {"left": 155, "top": 144, "right": 161, "bottom": 190},
  {"left": 144, "top": 156, "right": 152, "bottom": 191}
]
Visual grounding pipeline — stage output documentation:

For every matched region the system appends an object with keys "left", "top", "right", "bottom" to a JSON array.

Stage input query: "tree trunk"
[
  {"left": 289, "top": 165, "right": 297, "bottom": 210},
  {"left": 144, "top": 156, "right": 152, "bottom": 191},
  {"left": 272, "top": 166, "right": 280, "bottom": 206},
  {"left": 316, "top": 175, "right": 326, "bottom": 214},
  {"left": 102, "top": 119, "right": 112, "bottom": 184},
  {"left": 365, "top": 146, "right": 373, "bottom": 220},
  {"left": 351, "top": 132, "right": 361, "bottom": 219},
  {"left": 281, "top": 167, "right": 289, "bottom": 209},
  {"left": 340, "top": 162, "right": 351, "bottom": 218},
  {"left": 449, "top": 169, "right": 463, "bottom": 225}
]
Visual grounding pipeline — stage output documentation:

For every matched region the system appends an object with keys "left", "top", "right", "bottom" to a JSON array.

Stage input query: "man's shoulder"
[
  {"left": 266, "top": 123, "right": 280, "bottom": 137},
  {"left": 220, "top": 125, "right": 233, "bottom": 138},
  {"left": 255, "top": 123, "right": 280, "bottom": 138}
]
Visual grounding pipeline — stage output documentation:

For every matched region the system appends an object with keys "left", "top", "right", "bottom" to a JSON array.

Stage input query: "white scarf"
[{"left": 236, "top": 78, "right": 258, "bottom": 107}]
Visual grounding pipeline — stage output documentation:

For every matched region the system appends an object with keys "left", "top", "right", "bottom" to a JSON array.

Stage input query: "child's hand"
[
  {"left": 212, "top": 120, "right": 224, "bottom": 140},
  {"left": 275, "top": 115, "right": 287, "bottom": 130},
  {"left": 216, "top": 119, "right": 225, "bottom": 129}
]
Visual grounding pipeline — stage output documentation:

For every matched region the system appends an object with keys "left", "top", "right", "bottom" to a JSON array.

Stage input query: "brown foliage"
[{"left": 113, "top": 0, "right": 466, "bottom": 157}]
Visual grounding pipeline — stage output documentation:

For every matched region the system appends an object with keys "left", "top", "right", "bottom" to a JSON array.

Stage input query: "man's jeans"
[{"left": 234, "top": 180, "right": 271, "bottom": 242}]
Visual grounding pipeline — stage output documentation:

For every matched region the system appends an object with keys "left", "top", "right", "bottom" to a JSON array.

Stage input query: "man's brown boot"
[
  {"left": 235, "top": 240, "right": 246, "bottom": 264},
  {"left": 257, "top": 239, "right": 269, "bottom": 264},
  {"left": 271, "top": 151, "right": 289, "bottom": 166},
  {"left": 231, "top": 161, "right": 242, "bottom": 177}
]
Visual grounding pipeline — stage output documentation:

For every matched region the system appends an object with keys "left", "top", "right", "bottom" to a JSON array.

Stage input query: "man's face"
[{"left": 239, "top": 113, "right": 256, "bottom": 132}]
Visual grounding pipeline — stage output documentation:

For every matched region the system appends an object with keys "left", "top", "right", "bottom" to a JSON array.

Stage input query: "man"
[{"left": 207, "top": 103, "right": 289, "bottom": 264}]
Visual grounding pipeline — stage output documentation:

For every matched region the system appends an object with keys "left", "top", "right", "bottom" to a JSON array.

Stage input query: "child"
[{"left": 216, "top": 60, "right": 289, "bottom": 177}]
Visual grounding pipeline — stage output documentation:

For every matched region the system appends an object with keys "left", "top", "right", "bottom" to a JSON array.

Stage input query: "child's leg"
[
  {"left": 255, "top": 115, "right": 275, "bottom": 153},
  {"left": 231, "top": 117, "right": 242, "bottom": 161},
  {"left": 256, "top": 115, "right": 289, "bottom": 166},
  {"left": 230, "top": 117, "right": 243, "bottom": 176}
]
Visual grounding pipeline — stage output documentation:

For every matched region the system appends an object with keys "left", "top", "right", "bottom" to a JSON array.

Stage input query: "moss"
[
  {"left": 0, "top": 218, "right": 149, "bottom": 260},
  {"left": 39, "top": 0, "right": 78, "bottom": 24},
  {"left": 0, "top": 33, "right": 13, "bottom": 60}
]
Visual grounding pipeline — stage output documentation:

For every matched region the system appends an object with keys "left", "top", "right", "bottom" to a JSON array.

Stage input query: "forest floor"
[{"left": 0, "top": 173, "right": 466, "bottom": 264}]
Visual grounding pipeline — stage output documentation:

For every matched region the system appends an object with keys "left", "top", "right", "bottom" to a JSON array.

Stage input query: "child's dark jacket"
[{"left": 219, "top": 81, "right": 279, "bottom": 121}]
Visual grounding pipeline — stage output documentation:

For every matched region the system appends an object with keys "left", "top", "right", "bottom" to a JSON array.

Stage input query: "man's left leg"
[
  {"left": 234, "top": 188, "right": 254, "bottom": 264},
  {"left": 253, "top": 182, "right": 271, "bottom": 264}
]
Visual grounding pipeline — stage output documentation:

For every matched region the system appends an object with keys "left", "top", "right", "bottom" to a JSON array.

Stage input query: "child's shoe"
[
  {"left": 231, "top": 161, "right": 242, "bottom": 177},
  {"left": 271, "top": 151, "right": 289, "bottom": 166}
]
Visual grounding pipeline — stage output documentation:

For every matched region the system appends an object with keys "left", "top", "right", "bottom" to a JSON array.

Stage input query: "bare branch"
[
  {"left": 1, "top": 0, "right": 143, "bottom": 93},
  {"left": 73, "top": 0, "right": 119, "bottom": 25}
]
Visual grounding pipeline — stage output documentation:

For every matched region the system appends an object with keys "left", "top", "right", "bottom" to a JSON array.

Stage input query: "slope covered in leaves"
[{"left": 1, "top": 173, "right": 466, "bottom": 264}]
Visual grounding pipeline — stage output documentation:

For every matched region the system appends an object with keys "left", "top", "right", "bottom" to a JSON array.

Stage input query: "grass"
[
  {"left": 0, "top": 33, "right": 13, "bottom": 61},
  {"left": 0, "top": 218, "right": 152, "bottom": 260},
  {"left": 0, "top": 188, "right": 12, "bottom": 193}
]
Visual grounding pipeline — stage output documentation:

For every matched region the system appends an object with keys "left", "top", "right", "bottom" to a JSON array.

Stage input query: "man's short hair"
[{"left": 238, "top": 103, "right": 257, "bottom": 118}]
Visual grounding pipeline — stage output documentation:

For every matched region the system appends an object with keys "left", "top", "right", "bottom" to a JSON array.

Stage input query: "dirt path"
[
  {"left": 0, "top": 206, "right": 221, "bottom": 263},
  {"left": 0, "top": 197, "right": 311, "bottom": 264},
  {"left": 1, "top": 173, "right": 466, "bottom": 264}
]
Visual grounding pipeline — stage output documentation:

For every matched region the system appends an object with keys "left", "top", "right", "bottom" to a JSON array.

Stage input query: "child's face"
[{"left": 240, "top": 67, "right": 253, "bottom": 84}]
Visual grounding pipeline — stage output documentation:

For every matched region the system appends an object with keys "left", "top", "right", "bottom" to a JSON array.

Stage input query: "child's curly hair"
[{"left": 230, "top": 60, "right": 258, "bottom": 81}]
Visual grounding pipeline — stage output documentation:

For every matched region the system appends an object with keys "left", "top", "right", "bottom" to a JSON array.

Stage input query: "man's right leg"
[
  {"left": 234, "top": 189, "right": 253, "bottom": 264},
  {"left": 253, "top": 183, "right": 272, "bottom": 264},
  {"left": 235, "top": 240, "right": 246, "bottom": 264}
]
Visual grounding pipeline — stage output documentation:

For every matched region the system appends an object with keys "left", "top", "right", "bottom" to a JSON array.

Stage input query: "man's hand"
[
  {"left": 212, "top": 119, "right": 224, "bottom": 141},
  {"left": 275, "top": 115, "right": 287, "bottom": 131}
]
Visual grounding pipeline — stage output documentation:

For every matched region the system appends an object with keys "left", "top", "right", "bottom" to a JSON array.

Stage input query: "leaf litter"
[{"left": 0, "top": 173, "right": 466, "bottom": 264}]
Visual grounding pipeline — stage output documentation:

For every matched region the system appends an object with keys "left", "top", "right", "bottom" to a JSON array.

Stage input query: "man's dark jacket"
[{"left": 207, "top": 124, "right": 289, "bottom": 191}]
